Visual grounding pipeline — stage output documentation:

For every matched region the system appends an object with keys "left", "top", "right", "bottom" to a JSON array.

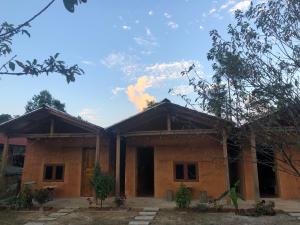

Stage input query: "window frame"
[
  {"left": 43, "top": 164, "right": 65, "bottom": 182},
  {"left": 173, "top": 161, "right": 199, "bottom": 182}
]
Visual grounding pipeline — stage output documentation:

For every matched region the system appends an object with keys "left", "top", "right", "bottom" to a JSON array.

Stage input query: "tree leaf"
[{"left": 9, "top": 61, "right": 15, "bottom": 71}]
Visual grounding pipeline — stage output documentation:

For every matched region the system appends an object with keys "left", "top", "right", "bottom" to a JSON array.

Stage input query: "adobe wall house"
[
  {"left": 0, "top": 106, "right": 113, "bottom": 197},
  {"left": 109, "top": 99, "right": 232, "bottom": 200}
]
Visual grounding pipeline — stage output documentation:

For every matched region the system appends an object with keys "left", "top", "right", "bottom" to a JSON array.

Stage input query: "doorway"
[
  {"left": 257, "top": 145, "right": 277, "bottom": 197},
  {"left": 137, "top": 147, "right": 154, "bottom": 197},
  {"left": 81, "top": 148, "right": 95, "bottom": 197}
]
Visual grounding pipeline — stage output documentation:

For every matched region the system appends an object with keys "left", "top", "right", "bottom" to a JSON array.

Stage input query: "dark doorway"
[
  {"left": 257, "top": 145, "right": 277, "bottom": 197},
  {"left": 137, "top": 147, "right": 154, "bottom": 197}
]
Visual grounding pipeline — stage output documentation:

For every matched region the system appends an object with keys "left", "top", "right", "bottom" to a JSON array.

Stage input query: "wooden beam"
[
  {"left": 115, "top": 134, "right": 121, "bottom": 196},
  {"left": 167, "top": 114, "right": 171, "bottom": 131},
  {"left": 250, "top": 130, "right": 260, "bottom": 201},
  {"left": 123, "top": 129, "right": 218, "bottom": 137},
  {"left": 95, "top": 134, "right": 100, "bottom": 164},
  {"left": 9, "top": 133, "right": 96, "bottom": 138}
]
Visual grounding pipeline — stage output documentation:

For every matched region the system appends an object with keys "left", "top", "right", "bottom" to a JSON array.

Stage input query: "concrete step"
[
  {"left": 139, "top": 212, "right": 157, "bottom": 216},
  {"left": 134, "top": 216, "right": 154, "bottom": 220},
  {"left": 24, "top": 223, "right": 44, "bottom": 225},
  {"left": 289, "top": 213, "right": 300, "bottom": 217},
  {"left": 143, "top": 207, "right": 159, "bottom": 212},
  {"left": 37, "top": 217, "right": 56, "bottom": 221},
  {"left": 128, "top": 221, "right": 150, "bottom": 225},
  {"left": 48, "top": 212, "right": 68, "bottom": 217}
]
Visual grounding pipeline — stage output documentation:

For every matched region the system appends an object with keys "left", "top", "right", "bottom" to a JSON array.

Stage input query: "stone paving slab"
[
  {"left": 48, "top": 212, "right": 68, "bottom": 217},
  {"left": 143, "top": 207, "right": 159, "bottom": 212},
  {"left": 37, "top": 217, "right": 57, "bottom": 221},
  {"left": 134, "top": 216, "right": 154, "bottom": 220},
  {"left": 128, "top": 221, "right": 150, "bottom": 225},
  {"left": 139, "top": 211, "right": 157, "bottom": 216},
  {"left": 24, "top": 223, "right": 44, "bottom": 225},
  {"left": 289, "top": 212, "right": 300, "bottom": 217},
  {"left": 57, "top": 208, "right": 74, "bottom": 213}
]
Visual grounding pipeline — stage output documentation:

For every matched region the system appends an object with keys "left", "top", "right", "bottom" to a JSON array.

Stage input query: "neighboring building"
[{"left": 0, "top": 100, "right": 299, "bottom": 200}]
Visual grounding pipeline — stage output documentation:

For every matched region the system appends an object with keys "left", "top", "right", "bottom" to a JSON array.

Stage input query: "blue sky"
[{"left": 0, "top": 0, "right": 252, "bottom": 127}]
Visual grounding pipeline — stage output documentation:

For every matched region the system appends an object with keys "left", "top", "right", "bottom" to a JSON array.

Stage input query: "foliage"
[
  {"left": 15, "top": 185, "right": 33, "bottom": 209},
  {"left": 25, "top": 90, "right": 66, "bottom": 112},
  {"left": 90, "top": 164, "right": 115, "bottom": 208},
  {"left": 217, "top": 181, "right": 243, "bottom": 214},
  {"left": 33, "top": 189, "right": 50, "bottom": 206},
  {"left": 254, "top": 200, "right": 276, "bottom": 216},
  {"left": 63, "top": 0, "right": 88, "bottom": 13},
  {"left": 0, "top": 0, "right": 85, "bottom": 82},
  {"left": 0, "top": 114, "right": 12, "bottom": 124},
  {"left": 175, "top": 0, "right": 300, "bottom": 177},
  {"left": 175, "top": 184, "right": 192, "bottom": 209},
  {"left": 113, "top": 196, "right": 126, "bottom": 207},
  {"left": 197, "top": 203, "right": 208, "bottom": 211}
]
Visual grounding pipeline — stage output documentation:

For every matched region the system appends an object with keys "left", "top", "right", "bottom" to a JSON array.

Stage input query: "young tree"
[
  {"left": 25, "top": 90, "right": 66, "bottom": 112},
  {"left": 175, "top": 0, "right": 300, "bottom": 177},
  {"left": 90, "top": 164, "right": 115, "bottom": 208},
  {"left": 0, "top": 0, "right": 87, "bottom": 82}
]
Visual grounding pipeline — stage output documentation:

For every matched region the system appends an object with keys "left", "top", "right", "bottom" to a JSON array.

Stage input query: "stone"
[
  {"left": 139, "top": 211, "right": 157, "bottom": 216},
  {"left": 134, "top": 216, "right": 154, "bottom": 220},
  {"left": 37, "top": 217, "right": 57, "bottom": 221},
  {"left": 289, "top": 213, "right": 300, "bottom": 217},
  {"left": 48, "top": 212, "right": 68, "bottom": 217},
  {"left": 57, "top": 208, "right": 74, "bottom": 213},
  {"left": 24, "top": 223, "right": 44, "bottom": 225},
  {"left": 128, "top": 221, "right": 150, "bottom": 225},
  {"left": 143, "top": 207, "right": 159, "bottom": 212}
]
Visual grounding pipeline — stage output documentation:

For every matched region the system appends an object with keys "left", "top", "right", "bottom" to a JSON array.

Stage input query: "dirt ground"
[{"left": 0, "top": 209, "right": 299, "bottom": 225}]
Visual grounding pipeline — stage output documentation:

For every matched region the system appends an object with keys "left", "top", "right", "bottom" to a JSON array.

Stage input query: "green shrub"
[
  {"left": 175, "top": 184, "right": 192, "bottom": 209},
  {"left": 255, "top": 200, "right": 276, "bottom": 216},
  {"left": 91, "top": 164, "right": 115, "bottom": 207},
  {"left": 15, "top": 185, "right": 33, "bottom": 209},
  {"left": 197, "top": 203, "right": 208, "bottom": 211},
  {"left": 33, "top": 189, "right": 50, "bottom": 206}
]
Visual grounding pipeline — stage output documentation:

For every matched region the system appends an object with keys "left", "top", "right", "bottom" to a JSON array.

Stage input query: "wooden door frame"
[{"left": 80, "top": 148, "right": 96, "bottom": 197}]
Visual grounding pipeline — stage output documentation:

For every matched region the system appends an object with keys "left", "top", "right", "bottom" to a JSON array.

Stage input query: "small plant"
[
  {"left": 197, "top": 203, "right": 208, "bottom": 211},
  {"left": 254, "top": 200, "right": 276, "bottom": 216},
  {"left": 91, "top": 164, "right": 115, "bottom": 208},
  {"left": 212, "top": 200, "right": 224, "bottom": 211},
  {"left": 217, "top": 180, "right": 243, "bottom": 214},
  {"left": 33, "top": 189, "right": 50, "bottom": 209},
  {"left": 15, "top": 185, "right": 33, "bottom": 209},
  {"left": 114, "top": 195, "right": 126, "bottom": 207},
  {"left": 175, "top": 183, "right": 192, "bottom": 209}
]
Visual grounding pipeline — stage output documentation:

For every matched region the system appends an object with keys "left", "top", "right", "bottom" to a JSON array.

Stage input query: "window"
[
  {"left": 174, "top": 162, "right": 198, "bottom": 181},
  {"left": 43, "top": 164, "right": 64, "bottom": 181}
]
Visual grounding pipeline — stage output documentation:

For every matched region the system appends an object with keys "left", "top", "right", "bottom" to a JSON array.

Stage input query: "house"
[{"left": 0, "top": 99, "right": 299, "bottom": 200}]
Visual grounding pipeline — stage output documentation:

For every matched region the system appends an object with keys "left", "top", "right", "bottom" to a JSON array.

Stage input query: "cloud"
[
  {"left": 164, "top": 12, "right": 172, "bottom": 19},
  {"left": 208, "top": 8, "right": 217, "bottom": 15},
  {"left": 220, "top": 0, "right": 236, "bottom": 10},
  {"left": 199, "top": 25, "right": 204, "bottom": 30},
  {"left": 81, "top": 60, "right": 95, "bottom": 66},
  {"left": 171, "top": 85, "right": 194, "bottom": 95},
  {"left": 135, "top": 20, "right": 140, "bottom": 24},
  {"left": 148, "top": 10, "right": 154, "bottom": 16},
  {"left": 229, "top": 0, "right": 251, "bottom": 12},
  {"left": 145, "top": 27, "right": 152, "bottom": 36},
  {"left": 122, "top": 25, "right": 131, "bottom": 30},
  {"left": 133, "top": 28, "right": 158, "bottom": 55},
  {"left": 125, "top": 60, "right": 202, "bottom": 111},
  {"left": 112, "top": 87, "right": 125, "bottom": 95},
  {"left": 126, "top": 76, "right": 156, "bottom": 111},
  {"left": 167, "top": 21, "right": 179, "bottom": 29},
  {"left": 133, "top": 36, "right": 158, "bottom": 48},
  {"left": 101, "top": 52, "right": 139, "bottom": 76},
  {"left": 79, "top": 108, "right": 100, "bottom": 124}
]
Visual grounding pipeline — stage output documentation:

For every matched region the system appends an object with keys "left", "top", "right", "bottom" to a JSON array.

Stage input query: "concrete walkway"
[{"left": 129, "top": 207, "right": 159, "bottom": 225}]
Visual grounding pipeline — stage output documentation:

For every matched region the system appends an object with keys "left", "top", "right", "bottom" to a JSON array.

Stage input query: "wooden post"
[
  {"left": 222, "top": 129, "right": 231, "bottom": 205},
  {"left": 50, "top": 119, "right": 54, "bottom": 136},
  {"left": 0, "top": 135, "right": 9, "bottom": 190},
  {"left": 115, "top": 134, "right": 121, "bottom": 196},
  {"left": 95, "top": 134, "right": 100, "bottom": 164},
  {"left": 250, "top": 130, "right": 260, "bottom": 201},
  {"left": 167, "top": 114, "right": 171, "bottom": 131}
]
